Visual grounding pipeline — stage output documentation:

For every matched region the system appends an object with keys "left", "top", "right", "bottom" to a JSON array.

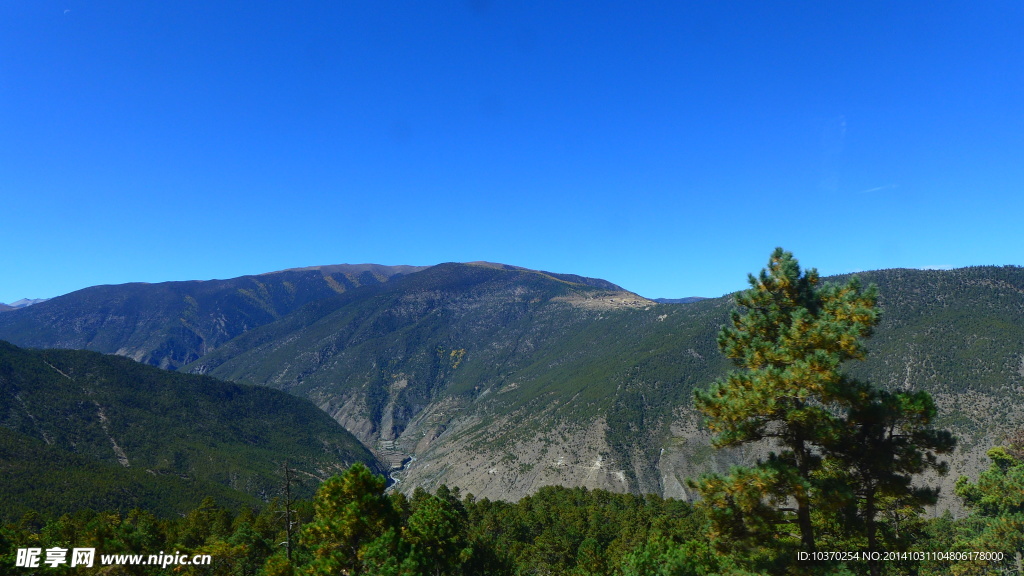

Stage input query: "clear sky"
[{"left": 2, "top": 1, "right": 1022, "bottom": 303}]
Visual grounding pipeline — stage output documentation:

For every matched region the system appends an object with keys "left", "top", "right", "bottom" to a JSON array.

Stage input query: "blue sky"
[{"left": 2, "top": 1, "right": 1022, "bottom": 303}]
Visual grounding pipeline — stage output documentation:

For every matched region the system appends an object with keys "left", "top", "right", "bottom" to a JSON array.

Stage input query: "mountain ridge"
[
  {"left": 0, "top": 298, "right": 48, "bottom": 311},
  {"left": 0, "top": 265, "right": 422, "bottom": 370},
  {"left": 263, "top": 263, "right": 431, "bottom": 277},
  {"left": 653, "top": 297, "right": 706, "bottom": 304}
]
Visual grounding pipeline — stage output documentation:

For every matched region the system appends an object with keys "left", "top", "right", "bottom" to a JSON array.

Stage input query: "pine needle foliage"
[
  {"left": 695, "top": 248, "right": 878, "bottom": 555},
  {"left": 693, "top": 248, "right": 954, "bottom": 575}
]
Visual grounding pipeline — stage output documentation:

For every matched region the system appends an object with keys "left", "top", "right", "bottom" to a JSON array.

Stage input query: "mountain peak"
[
  {"left": 462, "top": 261, "right": 625, "bottom": 291},
  {"left": 1, "top": 298, "right": 48, "bottom": 310}
]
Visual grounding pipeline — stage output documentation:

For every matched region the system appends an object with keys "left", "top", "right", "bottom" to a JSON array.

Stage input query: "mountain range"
[
  {"left": 652, "top": 297, "right": 707, "bottom": 304},
  {"left": 1, "top": 262, "right": 1022, "bottom": 509},
  {"left": 0, "top": 265, "right": 424, "bottom": 370}
]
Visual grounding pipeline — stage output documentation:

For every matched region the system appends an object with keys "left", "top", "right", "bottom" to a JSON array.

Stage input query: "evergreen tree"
[
  {"left": 301, "top": 463, "right": 396, "bottom": 576},
  {"left": 953, "top": 432, "right": 1024, "bottom": 575},
  {"left": 823, "top": 388, "right": 954, "bottom": 574},
  {"left": 694, "top": 248, "right": 879, "bottom": 555},
  {"left": 402, "top": 486, "right": 472, "bottom": 576},
  {"left": 693, "top": 248, "right": 953, "bottom": 574}
]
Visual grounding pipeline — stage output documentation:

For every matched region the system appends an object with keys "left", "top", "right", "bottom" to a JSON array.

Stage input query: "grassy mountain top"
[
  {"left": 265, "top": 263, "right": 430, "bottom": 277},
  {"left": 463, "top": 261, "right": 626, "bottom": 290},
  {"left": 0, "top": 341, "right": 381, "bottom": 518}
]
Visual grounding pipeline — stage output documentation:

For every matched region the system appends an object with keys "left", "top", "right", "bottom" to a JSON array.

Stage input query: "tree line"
[{"left": 1, "top": 451, "right": 1019, "bottom": 576}]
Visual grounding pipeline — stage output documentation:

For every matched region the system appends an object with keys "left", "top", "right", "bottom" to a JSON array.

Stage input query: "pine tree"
[
  {"left": 301, "top": 463, "right": 396, "bottom": 576},
  {"left": 402, "top": 488, "right": 472, "bottom": 576},
  {"left": 824, "top": 388, "right": 954, "bottom": 575},
  {"left": 954, "top": 432, "right": 1024, "bottom": 575},
  {"left": 694, "top": 248, "right": 878, "bottom": 555},
  {"left": 693, "top": 248, "right": 953, "bottom": 575}
]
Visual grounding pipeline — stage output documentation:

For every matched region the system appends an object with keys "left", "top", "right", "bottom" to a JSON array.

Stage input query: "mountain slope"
[
  {"left": 0, "top": 265, "right": 424, "bottom": 369},
  {"left": 189, "top": 265, "right": 1024, "bottom": 505},
  {"left": 186, "top": 263, "right": 652, "bottom": 446},
  {"left": 0, "top": 426, "right": 256, "bottom": 520},
  {"left": 0, "top": 341, "right": 382, "bottom": 515}
]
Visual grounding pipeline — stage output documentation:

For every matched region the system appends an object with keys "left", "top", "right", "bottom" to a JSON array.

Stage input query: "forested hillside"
[{"left": 0, "top": 342, "right": 381, "bottom": 519}]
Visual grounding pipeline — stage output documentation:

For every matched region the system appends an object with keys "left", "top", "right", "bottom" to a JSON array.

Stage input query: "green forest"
[
  {"left": 3, "top": 250, "right": 1022, "bottom": 575},
  {"left": 2, "top": 450, "right": 1021, "bottom": 576}
]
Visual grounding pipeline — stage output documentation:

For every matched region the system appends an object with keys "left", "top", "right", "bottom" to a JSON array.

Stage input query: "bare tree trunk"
[
  {"left": 283, "top": 462, "right": 295, "bottom": 563},
  {"left": 865, "top": 488, "right": 880, "bottom": 576},
  {"left": 795, "top": 438, "right": 816, "bottom": 553}
]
